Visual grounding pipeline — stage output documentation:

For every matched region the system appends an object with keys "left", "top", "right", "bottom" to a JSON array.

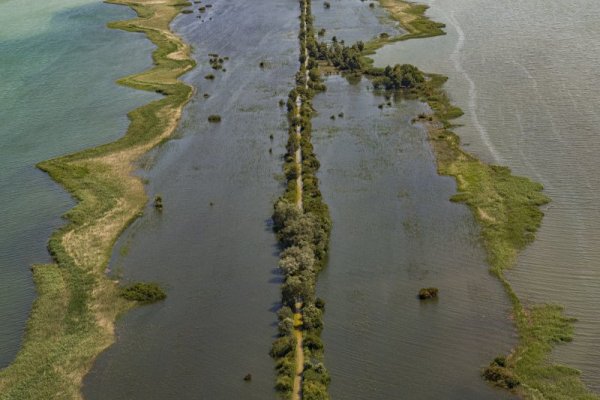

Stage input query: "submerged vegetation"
[{"left": 0, "top": 0, "right": 195, "bottom": 398}]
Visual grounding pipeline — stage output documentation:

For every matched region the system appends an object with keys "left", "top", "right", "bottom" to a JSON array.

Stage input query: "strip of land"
[
  {"left": 367, "top": 1, "right": 599, "bottom": 398},
  {"left": 0, "top": 1, "right": 195, "bottom": 398},
  {"left": 271, "top": 1, "right": 332, "bottom": 399}
]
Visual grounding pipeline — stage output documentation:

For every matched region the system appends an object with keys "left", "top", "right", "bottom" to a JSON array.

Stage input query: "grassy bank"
[
  {"left": 367, "top": 1, "right": 599, "bottom": 398},
  {"left": 0, "top": 1, "right": 195, "bottom": 398},
  {"left": 363, "top": 0, "right": 445, "bottom": 54},
  {"left": 271, "top": 0, "right": 331, "bottom": 399}
]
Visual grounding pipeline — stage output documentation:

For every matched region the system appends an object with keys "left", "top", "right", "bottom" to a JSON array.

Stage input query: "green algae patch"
[{"left": 0, "top": 1, "right": 195, "bottom": 398}]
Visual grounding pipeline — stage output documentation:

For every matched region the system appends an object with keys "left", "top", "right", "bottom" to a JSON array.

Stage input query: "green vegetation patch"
[
  {"left": 0, "top": 1, "right": 195, "bottom": 398},
  {"left": 120, "top": 282, "right": 167, "bottom": 303}
]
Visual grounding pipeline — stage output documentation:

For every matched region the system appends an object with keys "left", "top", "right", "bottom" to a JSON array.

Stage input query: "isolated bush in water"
[{"left": 120, "top": 282, "right": 166, "bottom": 303}]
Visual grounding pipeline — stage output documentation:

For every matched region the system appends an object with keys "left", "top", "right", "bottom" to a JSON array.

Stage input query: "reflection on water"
[{"left": 374, "top": 0, "right": 600, "bottom": 392}]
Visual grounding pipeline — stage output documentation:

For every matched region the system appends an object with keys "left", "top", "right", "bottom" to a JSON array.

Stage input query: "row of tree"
[{"left": 271, "top": 1, "right": 332, "bottom": 399}]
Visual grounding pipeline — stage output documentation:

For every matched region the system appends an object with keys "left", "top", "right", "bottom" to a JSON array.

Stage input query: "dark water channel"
[{"left": 83, "top": 1, "right": 299, "bottom": 399}]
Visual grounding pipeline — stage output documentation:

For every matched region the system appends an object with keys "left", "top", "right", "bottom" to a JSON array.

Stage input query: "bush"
[
  {"left": 275, "top": 376, "right": 293, "bottom": 393},
  {"left": 270, "top": 336, "right": 296, "bottom": 358},
  {"left": 275, "top": 356, "right": 295, "bottom": 376},
  {"left": 418, "top": 287, "right": 439, "bottom": 299},
  {"left": 373, "top": 64, "right": 425, "bottom": 90},
  {"left": 302, "top": 303, "right": 323, "bottom": 330},
  {"left": 315, "top": 297, "right": 325, "bottom": 310},
  {"left": 121, "top": 282, "right": 166, "bottom": 303},
  {"left": 204, "top": 73, "right": 215, "bottom": 80},
  {"left": 208, "top": 114, "right": 221, "bottom": 122},
  {"left": 278, "top": 318, "right": 294, "bottom": 336},
  {"left": 482, "top": 363, "right": 520, "bottom": 389},
  {"left": 303, "top": 380, "right": 329, "bottom": 399},
  {"left": 303, "top": 333, "right": 323, "bottom": 350},
  {"left": 154, "top": 195, "right": 163, "bottom": 210}
]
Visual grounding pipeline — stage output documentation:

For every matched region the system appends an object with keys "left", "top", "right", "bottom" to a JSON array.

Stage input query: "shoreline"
[
  {"left": 0, "top": 1, "right": 195, "bottom": 398},
  {"left": 369, "top": 1, "right": 599, "bottom": 398}
]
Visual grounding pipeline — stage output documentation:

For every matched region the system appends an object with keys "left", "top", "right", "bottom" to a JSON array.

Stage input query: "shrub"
[
  {"left": 270, "top": 336, "right": 296, "bottom": 358},
  {"left": 275, "top": 376, "right": 293, "bottom": 393},
  {"left": 303, "top": 333, "right": 323, "bottom": 350},
  {"left": 204, "top": 73, "right": 215, "bottom": 80},
  {"left": 278, "top": 318, "right": 294, "bottom": 336},
  {"left": 302, "top": 303, "right": 323, "bottom": 330},
  {"left": 482, "top": 363, "right": 520, "bottom": 389},
  {"left": 418, "top": 287, "right": 439, "bottom": 299},
  {"left": 121, "top": 282, "right": 166, "bottom": 303},
  {"left": 315, "top": 297, "right": 325, "bottom": 310},
  {"left": 208, "top": 114, "right": 221, "bottom": 122},
  {"left": 154, "top": 195, "right": 163, "bottom": 210},
  {"left": 303, "top": 380, "right": 329, "bottom": 399}
]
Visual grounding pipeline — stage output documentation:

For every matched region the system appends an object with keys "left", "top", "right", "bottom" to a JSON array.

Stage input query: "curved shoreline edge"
[
  {"left": 371, "top": 1, "right": 599, "bottom": 399},
  {"left": 0, "top": 1, "right": 195, "bottom": 398}
]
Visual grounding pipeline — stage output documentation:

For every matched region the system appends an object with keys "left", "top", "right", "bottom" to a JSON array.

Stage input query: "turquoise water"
[{"left": 0, "top": 0, "right": 157, "bottom": 367}]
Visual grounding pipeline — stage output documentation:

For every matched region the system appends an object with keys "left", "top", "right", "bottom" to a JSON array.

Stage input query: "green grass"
[
  {"left": 0, "top": 1, "right": 195, "bottom": 398},
  {"left": 362, "top": 0, "right": 446, "bottom": 57}
]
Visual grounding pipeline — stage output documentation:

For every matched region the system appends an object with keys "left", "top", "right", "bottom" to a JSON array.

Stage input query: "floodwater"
[
  {"left": 311, "top": 75, "right": 513, "bottom": 399},
  {"left": 310, "top": 3, "right": 516, "bottom": 398},
  {"left": 0, "top": 0, "right": 155, "bottom": 368},
  {"left": 83, "top": 0, "right": 299, "bottom": 398},
  {"left": 374, "top": 0, "right": 600, "bottom": 393},
  {"left": 4, "top": 0, "right": 597, "bottom": 398}
]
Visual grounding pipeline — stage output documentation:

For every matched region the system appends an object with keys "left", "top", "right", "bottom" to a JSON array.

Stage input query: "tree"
[{"left": 302, "top": 303, "right": 323, "bottom": 330}]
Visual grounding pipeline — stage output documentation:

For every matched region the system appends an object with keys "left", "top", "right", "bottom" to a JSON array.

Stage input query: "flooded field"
[
  {"left": 374, "top": 0, "right": 600, "bottom": 391},
  {"left": 83, "top": 1, "right": 298, "bottom": 398},
  {"left": 312, "top": 75, "right": 514, "bottom": 399}
]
